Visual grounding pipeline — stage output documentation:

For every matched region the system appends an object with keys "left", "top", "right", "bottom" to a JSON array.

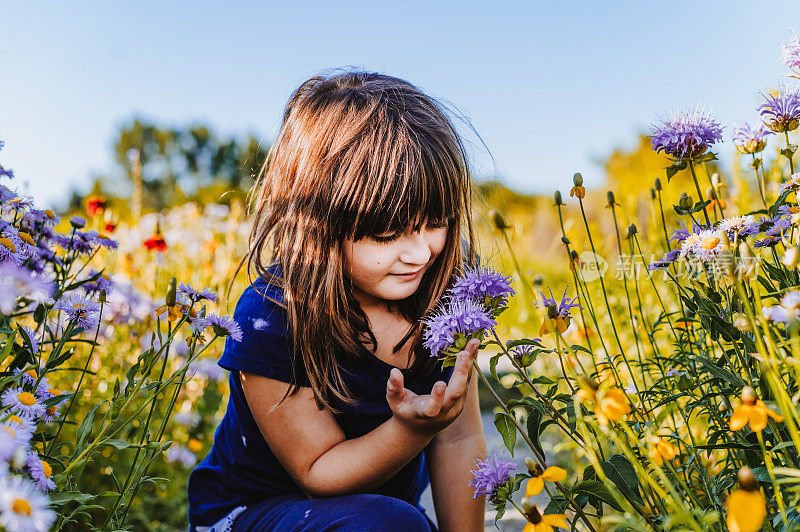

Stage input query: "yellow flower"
[
  {"left": 539, "top": 316, "right": 569, "bottom": 336},
  {"left": 726, "top": 467, "right": 766, "bottom": 532},
  {"left": 569, "top": 185, "right": 585, "bottom": 199},
  {"left": 521, "top": 504, "right": 568, "bottom": 532},
  {"left": 525, "top": 466, "right": 567, "bottom": 497},
  {"left": 729, "top": 386, "right": 783, "bottom": 432},
  {"left": 187, "top": 438, "right": 203, "bottom": 453},
  {"left": 594, "top": 387, "right": 631, "bottom": 426},
  {"left": 646, "top": 435, "right": 678, "bottom": 466}
]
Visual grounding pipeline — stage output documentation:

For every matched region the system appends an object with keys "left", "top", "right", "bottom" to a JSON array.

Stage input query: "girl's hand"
[{"left": 386, "top": 338, "right": 479, "bottom": 438}]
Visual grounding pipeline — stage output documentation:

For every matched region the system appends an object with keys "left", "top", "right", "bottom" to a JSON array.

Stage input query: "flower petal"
[
  {"left": 729, "top": 406, "right": 750, "bottom": 431},
  {"left": 525, "top": 477, "right": 544, "bottom": 498},
  {"left": 541, "top": 466, "right": 567, "bottom": 483}
]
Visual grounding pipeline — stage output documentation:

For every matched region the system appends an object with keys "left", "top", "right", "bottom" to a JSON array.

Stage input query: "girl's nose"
[{"left": 399, "top": 231, "right": 432, "bottom": 265}]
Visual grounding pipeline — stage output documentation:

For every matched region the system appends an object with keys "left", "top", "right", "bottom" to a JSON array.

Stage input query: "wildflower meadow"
[{"left": 4, "top": 27, "right": 800, "bottom": 532}]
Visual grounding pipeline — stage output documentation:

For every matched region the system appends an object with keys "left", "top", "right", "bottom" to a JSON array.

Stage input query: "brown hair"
[{"left": 230, "top": 70, "right": 477, "bottom": 413}]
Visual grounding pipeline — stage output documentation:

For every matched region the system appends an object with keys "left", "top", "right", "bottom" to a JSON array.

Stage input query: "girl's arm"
[
  {"left": 426, "top": 374, "right": 487, "bottom": 532},
  {"left": 240, "top": 339, "right": 480, "bottom": 499}
]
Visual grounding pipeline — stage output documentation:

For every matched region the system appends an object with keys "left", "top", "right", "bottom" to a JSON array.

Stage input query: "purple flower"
[
  {"left": 781, "top": 30, "right": 800, "bottom": 72},
  {"left": 165, "top": 445, "right": 197, "bottom": 468},
  {"left": 189, "top": 358, "right": 225, "bottom": 381},
  {"left": 0, "top": 164, "right": 13, "bottom": 180},
  {"left": 539, "top": 287, "right": 582, "bottom": 319},
  {"left": 647, "top": 249, "right": 680, "bottom": 271},
  {"left": 449, "top": 265, "right": 515, "bottom": 307},
  {"left": 178, "top": 282, "right": 218, "bottom": 304},
  {"left": 422, "top": 299, "right": 496, "bottom": 357},
  {"left": 731, "top": 120, "right": 773, "bottom": 154},
  {"left": 0, "top": 263, "right": 54, "bottom": 315},
  {"left": 25, "top": 452, "right": 55, "bottom": 492},
  {"left": 755, "top": 236, "right": 781, "bottom": 248},
  {"left": 650, "top": 107, "right": 723, "bottom": 161},
  {"left": 1, "top": 387, "right": 45, "bottom": 419},
  {"left": 759, "top": 89, "right": 800, "bottom": 133},
  {"left": 208, "top": 313, "right": 243, "bottom": 342},
  {"left": 82, "top": 269, "right": 114, "bottom": 296},
  {"left": 53, "top": 293, "right": 102, "bottom": 330},
  {"left": 69, "top": 216, "right": 86, "bottom": 229},
  {"left": 467, "top": 452, "right": 516, "bottom": 500}
]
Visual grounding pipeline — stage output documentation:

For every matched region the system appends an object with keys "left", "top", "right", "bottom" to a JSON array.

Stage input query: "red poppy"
[
  {"left": 143, "top": 233, "right": 167, "bottom": 252},
  {"left": 86, "top": 196, "right": 107, "bottom": 217},
  {"left": 104, "top": 222, "right": 116, "bottom": 234}
]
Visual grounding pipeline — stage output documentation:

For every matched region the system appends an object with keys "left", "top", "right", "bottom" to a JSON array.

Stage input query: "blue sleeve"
[{"left": 218, "top": 283, "right": 307, "bottom": 386}]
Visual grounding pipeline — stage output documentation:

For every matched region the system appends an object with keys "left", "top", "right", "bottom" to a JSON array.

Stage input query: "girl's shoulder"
[{"left": 219, "top": 265, "right": 305, "bottom": 384}]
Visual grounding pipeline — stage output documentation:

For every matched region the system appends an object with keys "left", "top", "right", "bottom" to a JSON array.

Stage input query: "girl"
[{"left": 188, "top": 71, "right": 487, "bottom": 532}]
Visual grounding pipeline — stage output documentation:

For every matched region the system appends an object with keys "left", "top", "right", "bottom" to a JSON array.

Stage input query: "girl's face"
[{"left": 343, "top": 220, "right": 449, "bottom": 308}]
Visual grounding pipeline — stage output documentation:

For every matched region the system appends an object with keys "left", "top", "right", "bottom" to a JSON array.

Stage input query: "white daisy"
[
  {"left": 718, "top": 215, "right": 756, "bottom": 235},
  {"left": 0, "top": 474, "right": 56, "bottom": 532},
  {"left": 680, "top": 229, "right": 725, "bottom": 262},
  {"left": 25, "top": 453, "right": 55, "bottom": 493}
]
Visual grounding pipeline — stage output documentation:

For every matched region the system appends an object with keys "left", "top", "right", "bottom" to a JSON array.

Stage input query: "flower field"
[{"left": 3, "top": 29, "right": 800, "bottom": 532}]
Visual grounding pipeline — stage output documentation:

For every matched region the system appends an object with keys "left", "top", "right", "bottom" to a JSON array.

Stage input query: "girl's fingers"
[
  {"left": 443, "top": 339, "right": 479, "bottom": 408},
  {"left": 423, "top": 381, "right": 446, "bottom": 417},
  {"left": 386, "top": 368, "right": 404, "bottom": 399}
]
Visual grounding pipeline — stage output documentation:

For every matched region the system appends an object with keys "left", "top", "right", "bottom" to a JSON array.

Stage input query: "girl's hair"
[{"left": 230, "top": 70, "right": 477, "bottom": 413}]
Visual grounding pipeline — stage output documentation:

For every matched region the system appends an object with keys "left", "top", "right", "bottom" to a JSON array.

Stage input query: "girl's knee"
[{"left": 340, "top": 494, "right": 431, "bottom": 531}]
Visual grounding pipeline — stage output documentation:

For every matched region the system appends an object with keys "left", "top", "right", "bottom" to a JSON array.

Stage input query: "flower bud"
[
  {"left": 69, "top": 216, "right": 86, "bottom": 229},
  {"left": 679, "top": 193, "right": 693, "bottom": 210},
  {"left": 654, "top": 177, "right": 662, "bottom": 191},
  {"left": 554, "top": 190, "right": 563, "bottom": 206},
  {"left": 561, "top": 236, "right": 570, "bottom": 245},
  {"left": 737, "top": 467, "right": 758, "bottom": 492},
  {"left": 524, "top": 457, "right": 540, "bottom": 475},
  {"left": 607, "top": 191, "right": 616, "bottom": 206},
  {"left": 569, "top": 250, "right": 579, "bottom": 262},
  {"left": 99, "top": 289, "right": 107, "bottom": 304},
  {"left": 166, "top": 277, "right": 177, "bottom": 307},
  {"left": 706, "top": 187, "right": 715, "bottom": 200},
  {"left": 733, "top": 313, "right": 750, "bottom": 332},
  {"left": 547, "top": 303, "right": 558, "bottom": 319},
  {"left": 649, "top": 188, "right": 656, "bottom": 200},
  {"left": 489, "top": 209, "right": 510, "bottom": 230},
  {"left": 718, "top": 401, "right": 728, "bottom": 413},
  {"left": 573, "top": 173, "right": 583, "bottom": 187},
  {"left": 783, "top": 246, "right": 800, "bottom": 269},
  {"left": 741, "top": 386, "right": 757, "bottom": 405},
  {"left": 627, "top": 224, "right": 638, "bottom": 237}
]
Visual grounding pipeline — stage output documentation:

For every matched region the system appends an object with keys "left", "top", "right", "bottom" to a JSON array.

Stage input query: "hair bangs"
[{"left": 341, "top": 122, "right": 462, "bottom": 242}]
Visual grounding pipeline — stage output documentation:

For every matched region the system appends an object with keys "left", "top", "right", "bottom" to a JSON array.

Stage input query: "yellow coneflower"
[
  {"left": 646, "top": 435, "right": 678, "bottom": 466},
  {"left": 569, "top": 185, "right": 585, "bottom": 199},
  {"left": 726, "top": 467, "right": 766, "bottom": 532},
  {"left": 594, "top": 387, "right": 631, "bottom": 426},
  {"left": 729, "top": 386, "right": 783, "bottom": 432},
  {"left": 521, "top": 502, "right": 568, "bottom": 532},
  {"left": 525, "top": 464, "right": 567, "bottom": 497}
]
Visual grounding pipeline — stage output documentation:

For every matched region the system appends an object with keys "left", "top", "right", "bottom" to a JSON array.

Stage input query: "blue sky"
[{"left": 1, "top": 1, "right": 799, "bottom": 209}]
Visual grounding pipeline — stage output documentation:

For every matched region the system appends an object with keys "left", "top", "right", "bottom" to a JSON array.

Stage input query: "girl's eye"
[
  {"left": 372, "top": 232, "right": 401, "bottom": 244},
  {"left": 427, "top": 219, "right": 449, "bottom": 229}
]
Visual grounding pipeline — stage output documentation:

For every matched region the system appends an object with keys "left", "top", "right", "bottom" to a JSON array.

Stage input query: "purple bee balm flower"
[
  {"left": 466, "top": 452, "right": 517, "bottom": 500},
  {"left": 178, "top": 282, "right": 218, "bottom": 304},
  {"left": 449, "top": 265, "right": 515, "bottom": 307},
  {"left": 650, "top": 107, "right": 723, "bottom": 161},
  {"left": 25, "top": 452, "right": 55, "bottom": 493},
  {"left": 759, "top": 88, "right": 800, "bottom": 133},
  {"left": 781, "top": 30, "right": 800, "bottom": 72},
  {"left": 53, "top": 293, "right": 102, "bottom": 330},
  {"left": 208, "top": 313, "right": 244, "bottom": 342},
  {"left": 731, "top": 120, "right": 773, "bottom": 154},
  {"left": 69, "top": 216, "right": 86, "bottom": 229},
  {"left": 422, "top": 298, "right": 496, "bottom": 357},
  {"left": 539, "top": 287, "right": 582, "bottom": 319}
]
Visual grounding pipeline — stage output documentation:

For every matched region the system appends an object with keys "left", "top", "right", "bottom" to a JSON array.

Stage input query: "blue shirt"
[{"left": 187, "top": 266, "right": 454, "bottom": 526}]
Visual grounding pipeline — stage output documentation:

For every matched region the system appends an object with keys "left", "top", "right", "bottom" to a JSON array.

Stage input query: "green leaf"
[
  {"left": 526, "top": 409, "right": 545, "bottom": 459},
  {"left": 601, "top": 454, "right": 644, "bottom": 505},
  {"left": 48, "top": 491, "right": 97, "bottom": 506},
  {"left": 73, "top": 401, "right": 103, "bottom": 458},
  {"left": 570, "top": 480, "right": 623, "bottom": 511},
  {"left": 494, "top": 412, "right": 517, "bottom": 456}
]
